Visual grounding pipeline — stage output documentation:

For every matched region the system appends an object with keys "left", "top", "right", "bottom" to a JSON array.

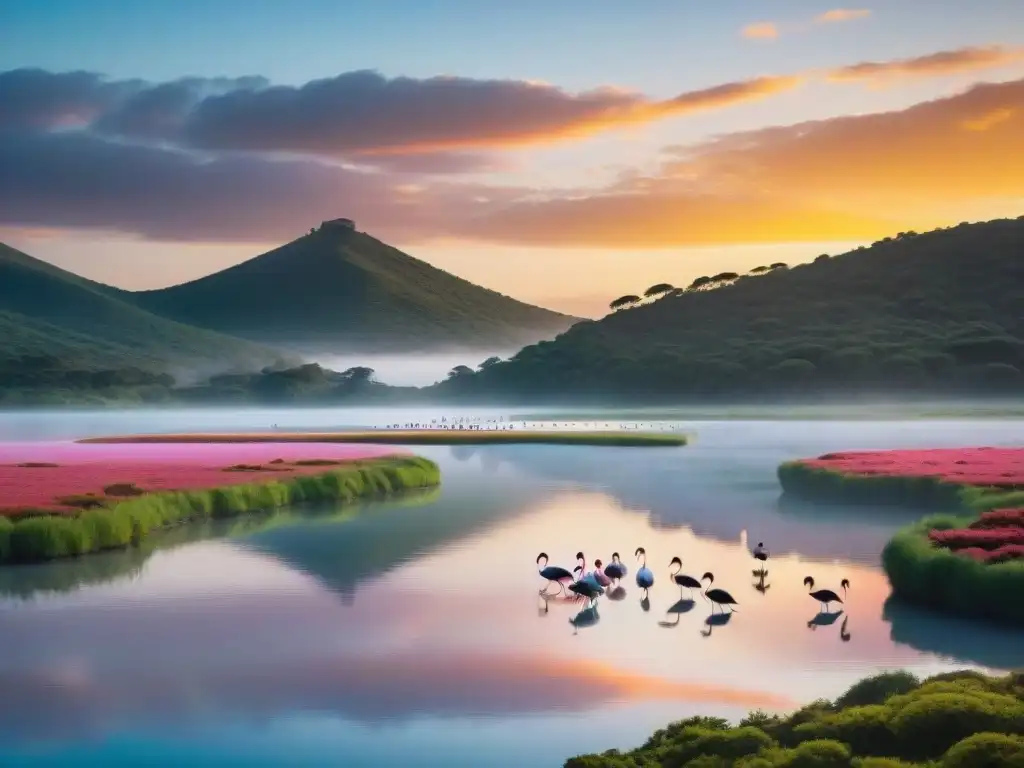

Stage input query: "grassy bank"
[
  {"left": 564, "top": 669, "right": 1024, "bottom": 767},
  {"left": 79, "top": 430, "right": 687, "bottom": 447},
  {"left": 778, "top": 460, "right": 1024, "bottom": 627},
  {"left": 0, "top": 456, "right": 440, "bottom": 565}
]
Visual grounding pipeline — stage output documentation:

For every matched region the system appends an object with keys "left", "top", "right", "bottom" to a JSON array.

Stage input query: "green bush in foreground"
[
  {"left": 0, "top": 456, "right": 440, "bottom": 565},
  {"left": 564, "top": 670, "right": 1024, "bottom": 768},
  {"left": 777, "top": 461, "right": 1024, "bottom": 627}
]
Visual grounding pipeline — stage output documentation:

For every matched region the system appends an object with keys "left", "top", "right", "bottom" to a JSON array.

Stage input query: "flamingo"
[
  {"left": 536, "top": 552, "right": 579, "bottom": 595},
  {"left": 603, "top": 552, "right": 627, "bottom": 583},
  {"left": 668, "top": 556, "right": 702, "bottom": 599},
  {"left": 568, "top": 565, "right": 604, "bottom": 604},
  {"left": 752, "top": 541, "right": 769, "bottom": 577},
  {"left": 701, "top": 572, "right": 739, "bottom": 613},
  {"left": 591, "top": 559, "right": 612, "bottom": 588},
  {"left": 635, "top": 547, "right": 654, "bottom": 589},
  {"left": 803, "top": 576, "right": 849, "bottom": 612}
]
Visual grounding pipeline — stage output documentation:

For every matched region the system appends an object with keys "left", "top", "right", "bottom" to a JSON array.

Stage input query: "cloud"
[
  {"left": 742, "top": 22, "right": 779, "bottom": 40},
  {"left": 828, "top": 45, "right": 1024, "bottom": 82},
  {"left": 0, "top": 67, "right": 801, "bottom": 163},
  {"left": 816, "top": 9, "right": 871, "bottom": 23},
  {"left": 456, "top": 77, "right": 1024, "bottom": 247},
  {"left": 3, "top": 55, "right": 1024, "bottom": 249},
  {"left": 0, "top": 129, "right": 509, "bottom": 243}
]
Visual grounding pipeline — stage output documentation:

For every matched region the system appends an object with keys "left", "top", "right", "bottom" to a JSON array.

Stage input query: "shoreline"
[
  {"left": 76, "top": 429, "right": 687, "bottom": 447},
  {"left": 777, "top": 449, "right": 1024, "bottom": 627},
  {"left": 0, "top": 455, "right": 440, "bottom": 565}
]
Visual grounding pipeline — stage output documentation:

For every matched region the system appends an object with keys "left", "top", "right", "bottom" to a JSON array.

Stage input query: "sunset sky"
[{"left": 2, "top": 0, "right": 1023, "bottom": 317}]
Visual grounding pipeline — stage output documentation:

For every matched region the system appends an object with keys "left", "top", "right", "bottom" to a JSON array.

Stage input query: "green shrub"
[
  {"left": 941, "top": 732, "right": 1024, "bottom": 767},
  {"left": 886, "top": 691, "right": 1024, "bottom": 760},
  {"left": 660, "top": 726, "right": 775, "bottom": 767},
  {"left": 749, "top": 739, "right": 853, "bottom": 767},
  {"left": 563, "top": 670, "right": 1023, "bottom": 768},
  {"left": 835, "top": 672, "right": 921, "bottom": 709}
]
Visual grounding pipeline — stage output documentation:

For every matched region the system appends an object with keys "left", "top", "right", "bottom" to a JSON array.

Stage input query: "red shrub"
[
  {"left": 802, "top": 447, "right": 1024, "bottom": 488},
  {"left": 928, "top": 527, "right": 1024, "bottom": 550},
  {"left": 969, "top": 509, "right": 1024, "bottom": 529}
]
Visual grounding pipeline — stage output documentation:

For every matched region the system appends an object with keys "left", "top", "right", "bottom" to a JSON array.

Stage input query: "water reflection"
[
  {"left": 657, "top": 598, "right": 697, "bottom": 627},
  {"left": 702, "top": 611, "right": 734, "bottom": 637},
  {"left": 570, "top": 603, "right": 600, "bottom": 633},
  {"left": 3, "top": 417, "right": 1024, "bottom": 766}
]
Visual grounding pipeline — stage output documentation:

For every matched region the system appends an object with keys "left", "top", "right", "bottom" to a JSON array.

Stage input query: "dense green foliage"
[
  {"left": 564, "top": 670, "right": 1024, "bottom": 767},
  {"left": 778, "top": 462, "right": 1024, "bottom": 626},
  {"left": 0, "top": 243, "right": 284, "bottom": 372},
  {"left": 129, "top": 227, "right": 577, "bottom": 352},
  {"left": 436, "top": 218, "right": 1024, "bottom": 401},
  {"left": 0, "top": 456, "right": 440, "bottom": 564}
]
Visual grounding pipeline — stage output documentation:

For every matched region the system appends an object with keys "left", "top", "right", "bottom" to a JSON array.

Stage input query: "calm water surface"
[{"left": 1, "top": 408, "right": 1023, "bottom": 767}]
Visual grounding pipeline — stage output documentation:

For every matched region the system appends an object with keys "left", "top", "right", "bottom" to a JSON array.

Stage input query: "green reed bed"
[
  {"left": 565, "top": 669, "right": 1024, "bottom": 767},
  {"left": 79, "top": 430, "right": 687, "bottom": 447},
  {"left": 0, "top": 456, "right": 440, "bottom": 565},
  {"left": 777, "top": 460, "right": 1024, "bottom": 627}
]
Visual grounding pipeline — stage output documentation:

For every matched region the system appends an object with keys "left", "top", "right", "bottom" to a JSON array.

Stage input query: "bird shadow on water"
[
  {"left": 701, "top": 611, "right": 733, "bottom": 637},
  {"left": 882, "top": 596, "right": 1024, "bottom": 670},
  {"left": 752, "top": 569, "right": 771, "bottom": 595},
  {"left": 807, "top": 610, "right": 852, "bottom": 642},
  {"left": 658, "top": 598, "right": 697, "bottom": 628},
  {"left": 569, "top": 603, "right": 600, "bottom": 634}
]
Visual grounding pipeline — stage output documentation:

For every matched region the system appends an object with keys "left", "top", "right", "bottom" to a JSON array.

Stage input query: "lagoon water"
[{"left": 1, "top": 408, "right": 1023, "bottom": 767}]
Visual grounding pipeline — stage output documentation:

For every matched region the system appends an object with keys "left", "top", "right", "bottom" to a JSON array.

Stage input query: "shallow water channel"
[{"left": 1, "top": 409, "right": 1023, "bottom": 767}]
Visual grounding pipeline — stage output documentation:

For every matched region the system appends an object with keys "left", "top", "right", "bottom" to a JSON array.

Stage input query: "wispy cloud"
[
  {"left": 828, "top": 44, "right": 1024, "bottom": 82},
  {"left": 816, "top": 8, "right": 872, "bottom": 23},
  {"left": 741, "top": 22, "right": 779, "bottom": 40}
]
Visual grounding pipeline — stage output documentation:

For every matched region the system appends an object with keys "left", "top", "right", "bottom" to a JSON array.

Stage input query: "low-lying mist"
[{"left": 305, "top": 351, "right": 517, "bottom": 387}]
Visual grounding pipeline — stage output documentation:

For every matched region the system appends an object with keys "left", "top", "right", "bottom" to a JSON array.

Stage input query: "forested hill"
[
  {"left": 434, "top": 216, "right": 1024, "bottom": 401},
  {"left": 130, "top": 226, "right": 579, "bottom": 353}
]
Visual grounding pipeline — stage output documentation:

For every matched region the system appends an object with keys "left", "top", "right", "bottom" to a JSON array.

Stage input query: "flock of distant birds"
[
  {"left": 376, "top": 417, "right": 684, "bottom": 431},
  {"left": 536, "top": 545, "right": 852, "bottom": 638}
]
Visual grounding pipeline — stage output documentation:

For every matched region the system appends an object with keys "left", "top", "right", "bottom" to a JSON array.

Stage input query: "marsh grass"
[
  {"left": 778, "top": 461, "right": 1024, "bottom": 626},
  {"left": 79, "top": 430, "right": 687, "bottom": 447},
  {"left": 565, "top": 669, "right": 1024, "bottom": 767},
  {"left": 0, "top": 456, "right": 440, "bottom": 565}
]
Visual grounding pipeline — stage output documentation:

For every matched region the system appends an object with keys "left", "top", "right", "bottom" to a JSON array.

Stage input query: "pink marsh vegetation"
[{"left": 0, "top": 441, "right": 405, "bottom": 515}]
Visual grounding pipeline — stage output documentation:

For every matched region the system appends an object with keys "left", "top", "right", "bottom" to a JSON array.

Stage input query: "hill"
[
  {"left": 0, "top": 243, "right": 285, "bottom": 373},
  {"left": 435, "top": 217, "right": 1024, "bottom": 401},
  {"left": 130, "top": 225, "right": 579, "bottom": 353}
]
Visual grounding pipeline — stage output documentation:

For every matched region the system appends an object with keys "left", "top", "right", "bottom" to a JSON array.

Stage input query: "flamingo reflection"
[
  {"left": 658, "top": 598, "right": 697, "bottom": 627},
  {"left": 570, "top": 603, "right": 600, "bottom": 634},
  {"left": 752, "top": 568, "right": 771, "bottom": 595},
  {"left": 701, "top": 611, "right": 733, "bottom": 637},
  {"left": 607, "top": 584, "right": 627, "bottom": 601},
  {"left": 639, "top": 588, "right": 651, "bottom": 612}
]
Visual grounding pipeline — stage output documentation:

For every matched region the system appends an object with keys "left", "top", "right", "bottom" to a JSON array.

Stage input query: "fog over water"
[{"left": 304, "top": 351, "right": 519, "bottom": 386}]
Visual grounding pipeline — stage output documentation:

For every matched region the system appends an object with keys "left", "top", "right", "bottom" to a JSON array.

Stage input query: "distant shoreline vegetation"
[
  {"left": 0, "top": 456, "right": 439, "bottom": 565},
  {"left": 77, "top": 430, "right": 686, "bottom": 447},
  {"left": 777, "top": 452, "right": 1024, "bottom": 627}
]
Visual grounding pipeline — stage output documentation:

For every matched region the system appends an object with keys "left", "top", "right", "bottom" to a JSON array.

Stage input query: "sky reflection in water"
[{"left": 2, "top": 416, "right": 1024, "bottom": 767}]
